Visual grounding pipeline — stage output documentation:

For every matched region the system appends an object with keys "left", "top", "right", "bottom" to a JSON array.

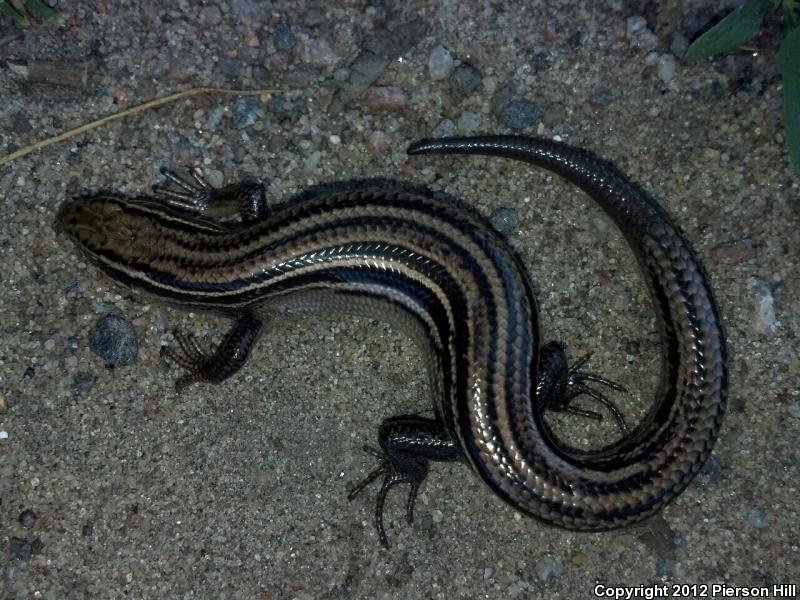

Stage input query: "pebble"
[
  {"left": 306, "top": 38, "right": 338, "bottom": 67},
  {"left": 88, "top": 315, "right": 138, "bottom": 367},
  {"left": 789, "top": 402, "right": 800, "bottom": 419},
  {"left": 433, "top": 119, "right": 456, "bottom": 137},
  {"left": 500, "top": 99, "right": 537, "bottom": 130},
  {"left": 200, "top": 4, "right": 222, "bottom": 26},
  {"left": 450, "top": 63, "right": 482, "bottom": 101},
  {"left": 362, "top": 86, "right": 409, "bottom": 112},
  {"left": 218, "top": 57, "right": 243, "bottom": 80},
  {"left": 626, "top": 16, "right": 659, "bottom": 52},
  {"left": 10, "top": 537, "right": 31, "bottom": 560},
  {"left": 746, "top": 509, "right": 768, "bottom": 529},
  {"left": 457, "top": 111, "right": 481, "bottom": 133},
  {"left": 489, "top": 207, "right": 519, "bottom": 236},
  {"left": 746, "top": 277, "right": 778, "bottom": 336},
  {"left": 428, "top": 45, "right": 454, "bottom": 80},
  {"left": 710, "top": 239, "right": 756, "bottom": 264},
  {"left": 696, "top": 454, "right": 722, "bottom": 488},
  {"left": 670, "top": 33, "right": 689, "bottom": 57},
  {"left": 18, "top": 509, "right": 37, "bottom": 528},
  {"left": 232, "top": 96, "right": 259, "bottom": 129},
  {"left": 570, "top": 552, "right": 588, "bottom": 566},
  {"left": 657, "top": 54, "right": 677, "bottom": 82},
  {"left": 483, "top": 567, "right": 494, "bottom": 580},
  {"left": 534, "top": 557, "right": 562, "bottom": 583},
  {"left": 70, "top": 372, "right": 94, "bottom": 401},
  {"left": 243, "top": 30, "right": 260, "bottom": 48},
  {"left": 365, "top": 130, "right": 392, "bottom": 154},
  {"left": 274, "top": 22, "right": 296, "bottom": 51},
  {"left": 0, "top": 391, "right": 6, "bottom": 411}
]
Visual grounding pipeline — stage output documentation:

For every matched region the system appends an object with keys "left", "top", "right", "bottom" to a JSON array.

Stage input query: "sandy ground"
[{"left": 1, "top": 1, "right": 798, "bottom": 598}]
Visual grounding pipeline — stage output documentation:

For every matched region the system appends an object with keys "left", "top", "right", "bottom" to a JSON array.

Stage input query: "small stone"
[
  {"left": 428, "top": 45, "right": 454, "bottom": 80},
  {"left": 746, "top": 277, "right": 778, "bottom": 336},
  {"left": 218, "top": 57, "right": 243, "bottom": 80},
  {"left": 88, "top": 315, "right": 138, "bottom": 367},
  {"left": 450, "top": 63, "right": 482, "bottom": 100},
  {"left": 232, "top": 96, "right": 259, "bottom": 129},
  {"left": 534, "top": 557, "right": 562, "bottom": 583},
  {"left": 10, "top": 537, "right": 32, "bottom": 560},
  {"left": 0, "top": 391, "right": 6, "bottom": 411},
  {"left": 200, "top": 4, "right": 222, "bottom": 26},
  {"left": 71, "top": 372, "right": 95, "bottom": 399},
  {"left": 306, "top": 38, "right": 338, "bottom": 67},
  {"left": 489, "top": 207, "right": 519, "bottom": 236},
  {"left": 431, "top": 509, "right": 443, "bottom": 523},
  {"left": 626, "top": 16, "right": 659, "bottom": 52},
  {"left": 500, "top": 100, "right": 537, "bottom": 130},
  {"left": 657, "top": 54, "right": 676, "bottom": 82},
  {"left": 362, "top": 86, "right": 408, "bottom": 111},
  {"left": 710, "top": 240, "right": 756, "bottom": 264},
  {"left": 746, "top": 509, "right": 768, "bottom": 529},
  {"left": 483, "top": 567, "right": 494, "bottom": 580},
  {"left": 696, "top": 454, "right": 722, "bottom": 488},
  {"left": 433, "top": 119, "right": 456, "bottom": 137},
  {"left": 274, "top": 22, "right": 296, "bottom": 51},
  {"left": 244, "top": 30, "right": 260, "bottom": 48},
  {"left": 788, "top": 402, "right": 800, "bottom": 419},
  {"left": 670, "top": 33, "right": 689, "bottom": 57},
  {"left": 457, "top": 111, "right": 481, "bottom": 133},
  {"left": 703, "top": 147, "right": 722, "bottom": 162},
  {"left": 570, "top": 552, "right": 588, "bottom": 566},
  {"left": 365, "top": 130, "right": 392, "bottom": 154},
  {"left": 18, "top": 509, "right": 37, "bottom": 528}
]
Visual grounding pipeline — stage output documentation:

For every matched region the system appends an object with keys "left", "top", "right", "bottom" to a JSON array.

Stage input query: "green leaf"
[
  {"left": 0, "top": 1, "right": 30, "bottom": 26},
  {"left": 21, "top": 0, "right": 59, "bottom": 21},
  {"left": 685, "top": 0, "right": 771, "bottom": 60},
  {"left": 778, "top": 27, "right": 800, "bottom": 170}
]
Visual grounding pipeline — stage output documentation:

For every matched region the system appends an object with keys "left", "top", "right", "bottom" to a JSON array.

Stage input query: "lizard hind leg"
[
  {"left": 536, "top": 341, "right": 630, "bottom": 434},
  {"left": 347, "top": 415, "right": 461, "bottom": 548}
]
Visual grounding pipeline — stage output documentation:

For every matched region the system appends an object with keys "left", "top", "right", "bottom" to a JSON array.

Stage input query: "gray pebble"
[
  {"left": 696, "top": 454, "right": 722, "bottom": 488},
  {"left": 274, "top": 21, "right": 296, "bottom": 51},
  {"left": 71, "top": 372, "right": 96, "bottom": 399},
  {"left": 200, "top": 4, "right": 222, "bottom": 26},
  {"left": 433, "top": 119, "right": 457, "bottom": 138},
  {"left": 428, "top": 45, "right": 454, "bottom": 80},
  {"left": 626, "top": 16, "right": 659, "bottom": 52},
  {"left": 657, "top": 54, "right": 677, "bottom": 82},
  {"left": 671, "top": 33, "right": 689, "bottom": 57},
  {"left": 232, "top": 96, "right": 259, "bottom": 129},
  {"left": 218, "top": 57, "right": 243, "bottom": 80},
  {"left": 18, "top": 509, "right": 37, "bottom": 528},
  {"left": 710, "top": 239, "right": 756, "bottom": 264},
  {"left": 746, "top": 277, "right": 778, "bottom": 336},
  {"left": 534, "top": 557, "right": 562, "bottom": 583},
  {"left": 365, "top": 130, "right": 392, "bottom": 154},
  {"left": 457, "top": 111, "right": 481, "bottom": 133},
  {"left": 88, "top": 315, "right": 138, "bottom": 367},
  {"left": 205, "top": 106, "right": 226, "bottom": 128},
  {"left": 483, "top": 567, "right": 494, "bottom": 580},
  {"left": 788, "top": 402, "right": 800, "bottom": 419},
  {"left": 362, "top": 86, "right": 409, "bottom": 112},
  {"left": 450, "top": 63, "right": 482, "bottom": 101},
  {"left": 500, "top": 100, "right": 537, "bottom": 130},
  {"left": 746, "top": 509, "right": 768, "bottom": 529},
  {"left": 489, "top": 207, "right": 519, "bottom": 236},
  {"left": 306, "top": 38, "right": 338, "bottom": 67},
  {"left": 10, "top": 537, "right": 31, "bottom": 560}
]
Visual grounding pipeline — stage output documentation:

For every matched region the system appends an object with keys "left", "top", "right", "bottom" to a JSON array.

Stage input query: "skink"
[{"left": 56, "top": 135, "right": 727, "bottom": 546}]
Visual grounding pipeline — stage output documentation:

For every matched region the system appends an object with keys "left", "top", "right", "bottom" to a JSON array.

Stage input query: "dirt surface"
[{"left": 1, "top": 1, "right": 798, "bottom": 598}]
